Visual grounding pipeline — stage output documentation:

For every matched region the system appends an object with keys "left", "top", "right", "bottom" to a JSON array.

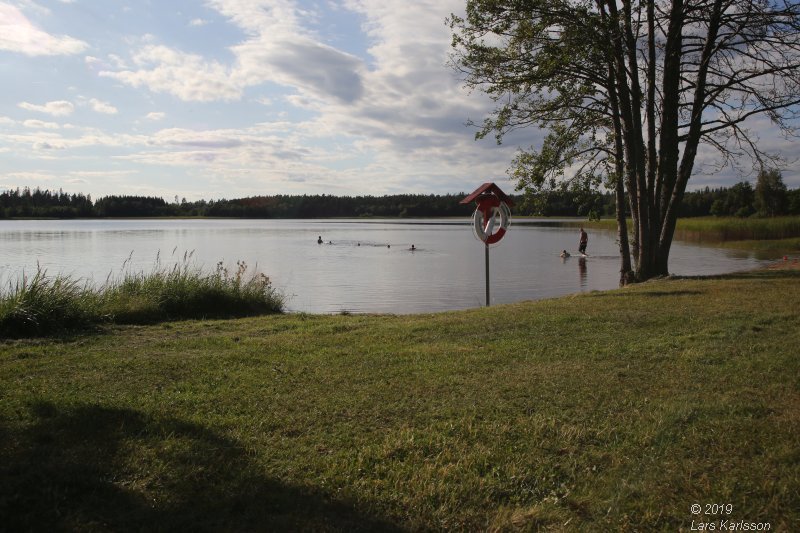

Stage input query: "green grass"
[
  {"left": 1, "top": 268, "right": 798, "bottom": 530},
  {"left": 0, "top": 260, "right": 284, "bottom": 338}
]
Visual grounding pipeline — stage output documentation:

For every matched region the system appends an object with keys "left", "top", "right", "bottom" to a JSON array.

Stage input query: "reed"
[
  {"left": 0, "top": 268, "right": 102, "bottom": 337},
  {"left": 0, "top": 259, "right": 284, "bottom": 337},
  {"left": 673, "top": 216, "right": 800, "bottom": 242},
  {"left": 102, "top": 260, "right": 284, "bottom": 324},
  {"left": 575, "top": 216, "right": 800, "bottom": 244}
]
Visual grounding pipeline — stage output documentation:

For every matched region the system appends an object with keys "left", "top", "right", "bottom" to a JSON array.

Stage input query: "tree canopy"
[{"left": 450, "top": 0, "right": 800, "bottom": 282}]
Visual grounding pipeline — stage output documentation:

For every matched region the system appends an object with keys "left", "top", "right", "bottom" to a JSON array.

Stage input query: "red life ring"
[{"left": 473, "top": 197, "right": 511, "bottom": 244}]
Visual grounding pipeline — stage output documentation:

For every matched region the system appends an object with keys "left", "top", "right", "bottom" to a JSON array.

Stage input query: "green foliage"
[
  {"left": 451, "top": 1, "right": 612, "bottom": 198},
  {"left": 709, "top": 181, "right": 756, "bottom": 218},
  {"left": 3, "top": 186, "right": 799, "bottom": 220},
  {"left": 0, "top": 187, "right": 92, "bottom": 218},
  {"left": 755, "top": 169, "right": 789, "bottom": 217},
  {"left": 93, "top": 195, "right": 174, "bottom": 217},
  {"left": 1, "top": 190, "right": 477, "bottom": 219},
  {"left": 0, "top": 260, "right": 284, "bottom": 338},
  {"left": 789, "top": 188, "right": 800, "bottom": 215},
  {"left": 103, "top": 260, "right": 284, "bottom": 324},
  {"left": 0, "top": 269, "right": 101, "bottom": 337}
]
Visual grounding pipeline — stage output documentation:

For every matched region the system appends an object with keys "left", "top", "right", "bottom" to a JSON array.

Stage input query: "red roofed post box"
[{"left": 461, "top": 183, "right": 513, "bottom": 306}]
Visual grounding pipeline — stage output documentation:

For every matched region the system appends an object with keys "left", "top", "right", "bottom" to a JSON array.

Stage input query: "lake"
[{"left": 0, "top": 219, "right": 773, "bottom": 314}]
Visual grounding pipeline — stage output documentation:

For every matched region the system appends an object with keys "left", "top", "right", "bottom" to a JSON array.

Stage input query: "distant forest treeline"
[{"left": 1, "top": 183, "right": 799, "bottom": 219}]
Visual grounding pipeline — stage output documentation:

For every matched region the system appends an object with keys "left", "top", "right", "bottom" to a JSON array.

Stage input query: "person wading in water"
[{"left": 578, "top": 228, "right": 588, "bottom": 255}]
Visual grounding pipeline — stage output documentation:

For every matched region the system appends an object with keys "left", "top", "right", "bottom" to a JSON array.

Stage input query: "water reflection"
[{"left": 578, "top": 257, "right": 587, "bottom": 288}]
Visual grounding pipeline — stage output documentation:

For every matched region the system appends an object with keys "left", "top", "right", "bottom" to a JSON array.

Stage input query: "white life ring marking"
[{"left": 473, "top": 201, "right": 510, "bottom": 243}]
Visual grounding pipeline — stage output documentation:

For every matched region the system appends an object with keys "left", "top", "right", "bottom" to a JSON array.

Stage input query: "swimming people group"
[
  {"left": 318, "top": 236, "right": 415, "bottom": 251},
  {"left": 319, "top": 229, "right": 584, "bottom": 258}
]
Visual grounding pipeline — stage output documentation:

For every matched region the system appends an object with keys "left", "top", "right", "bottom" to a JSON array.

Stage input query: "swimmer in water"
[
  {"left": 410, "top": 244, "right": 416, "bottom": 251},
  {"left": 317, "top": 236, "right": 323, "bottom": 244},
  {"left": 560, "top": 250, "right": 570, "bottom": 258}
]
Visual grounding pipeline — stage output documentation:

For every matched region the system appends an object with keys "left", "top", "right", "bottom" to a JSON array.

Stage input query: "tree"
[
  {"left": 709, "top": 181, "right": 755, "bottom": 217},
  {"left": 754, "top": 169, "right": 789, "bottom": 216},
  {"left": 789, "top": 188, "right": 800, "bottom": 215},
  {"left": 450, "top": 0, "right": 800, "bottom": 283}
]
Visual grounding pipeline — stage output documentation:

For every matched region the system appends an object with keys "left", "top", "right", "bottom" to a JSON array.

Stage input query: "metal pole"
[{"left": 485, "top": 243, "right": 490, "bottom": 306}]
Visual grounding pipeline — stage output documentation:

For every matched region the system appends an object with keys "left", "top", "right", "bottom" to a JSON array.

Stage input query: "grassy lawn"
[{"left": 1, "top": 268, "right": 798, "bottom": 531}]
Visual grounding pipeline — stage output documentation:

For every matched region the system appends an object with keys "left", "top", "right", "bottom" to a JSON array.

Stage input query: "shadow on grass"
[
  {"left": 0, "top": 402, "right": 403, "bottom": 532},
  {"left": 586, "top": 289, "right": 705, "bottom": 298},
  {"left": 672, "top": 268, "right": 800, "bottom": 282},
  {"left": 585, "top": 268, "right": 799, "bottom": 299}
]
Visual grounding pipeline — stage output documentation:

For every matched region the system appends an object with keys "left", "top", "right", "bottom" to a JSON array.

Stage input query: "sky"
[{"left": 1, "top": 0, "right": 798, "bottom": 201}]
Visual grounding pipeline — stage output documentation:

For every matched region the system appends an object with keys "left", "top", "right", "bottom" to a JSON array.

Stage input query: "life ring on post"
[{"left": 472, "top": 195, "right": 511, "bottom": 245}]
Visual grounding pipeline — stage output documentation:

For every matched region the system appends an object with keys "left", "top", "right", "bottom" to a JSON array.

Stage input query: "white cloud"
[
  {"left": 18, "top": 100, "right": 75, "bottom": 116},
  {"left": 145, "top": 112, "right": 166, "bottom": 121},
  {"left": 0, "top": 2, "right": 87, "bottom": 56},
  {"left": 86, "top": 54, "right": 128, "bottom": 70},
  {"left": 189, "top": 18, "right": 209, "bottom": 27},
  {"left": 23, "top": 119, "right": 60, "bottom": 129},
  {"left": 89, "top": 98, "right": 118, "bottom": 114},
  {"left": 100, "top": 45, "right": 240, "bottom": 102},
  {"left": 2, "top": 171, "right": 58, "bottom": 182}
]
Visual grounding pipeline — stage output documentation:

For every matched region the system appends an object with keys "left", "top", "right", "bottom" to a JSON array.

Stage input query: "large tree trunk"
[
  {"left": 608, "top": 66, "right": 633, "bottom": 285},
  {"left": 615, "top": 174, "right": 634, "bottom": 285},
  {"left": 654, "top": 0, "right": 724, "bottom": 278}
]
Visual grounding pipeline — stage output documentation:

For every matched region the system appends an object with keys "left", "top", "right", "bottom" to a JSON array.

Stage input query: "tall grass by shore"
[
  {"left": 674, "top": 216, "right": 800, "bottom": 242},
  {"left": 574, "top": 215, "right": 800, "bottom": 246},
  {"left": 0, "top": 259, "right": 284, "bottom": 338}
]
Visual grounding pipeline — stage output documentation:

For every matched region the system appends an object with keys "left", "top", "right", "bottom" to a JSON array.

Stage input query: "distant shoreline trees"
[{"left": 1, "top": 179, "right": 798, "bottom": 220}]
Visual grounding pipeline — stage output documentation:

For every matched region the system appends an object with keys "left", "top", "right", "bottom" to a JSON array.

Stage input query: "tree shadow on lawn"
[
  {"left": 586, "top": 289, "right": 705, "bottom": 298},
  {"left": 0, "top": 402, "right": 403, "bottom": 532},
  {"left": 671, "top": 267, "right": 800, "bottom": 282}
]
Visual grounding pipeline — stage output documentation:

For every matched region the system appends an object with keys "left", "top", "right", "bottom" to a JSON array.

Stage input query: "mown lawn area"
[{"left": 1, "top": 268, "right": 798, "bottom": 531}]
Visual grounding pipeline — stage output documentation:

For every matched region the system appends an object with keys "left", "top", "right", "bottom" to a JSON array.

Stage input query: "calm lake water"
[{"left": 0, "top": 219, "right": 774, "bottom": 313}]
